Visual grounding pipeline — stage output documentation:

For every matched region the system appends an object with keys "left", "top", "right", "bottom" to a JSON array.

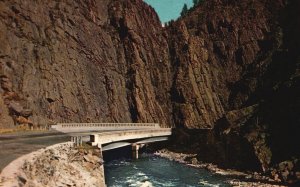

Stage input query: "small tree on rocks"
[
  {"left": 193, "top": 0, "right": 199, "bottom": 6},
  {"left": 181, "top": 3, "right": 188, "bottom": 16},
  {"left": 193, "top": 0, "right": 205, "bottom": 6}
]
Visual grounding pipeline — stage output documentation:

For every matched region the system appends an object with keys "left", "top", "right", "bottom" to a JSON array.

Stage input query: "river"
[{"left": 104, "top": 148, "right": 231, "bottom": 187}]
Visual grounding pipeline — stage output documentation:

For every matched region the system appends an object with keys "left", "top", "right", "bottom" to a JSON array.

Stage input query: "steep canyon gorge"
[{"left": 0, "top": 0, "right": 299, "bottom": 184}]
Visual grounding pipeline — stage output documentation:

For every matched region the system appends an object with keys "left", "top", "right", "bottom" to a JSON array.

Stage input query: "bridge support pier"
[
  {"left": 98, "top": 144, "right": 103, "bottom": 158},
  {"left": 71, "top": 136, "right": 83, "bottom": 147},
  {"left": 132, "top": 144, "right": 140, "bottom": 159}
]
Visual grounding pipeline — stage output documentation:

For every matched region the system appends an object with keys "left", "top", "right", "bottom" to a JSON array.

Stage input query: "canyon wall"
[
  {"left": 168, "top": 0, "right": 299, "bottom": 182},
  {"left": 0, "top": 0, "right": 299, "bottom": 181},
  {"left": 0, "top": 0, "right": 172, "bottom": 128}
]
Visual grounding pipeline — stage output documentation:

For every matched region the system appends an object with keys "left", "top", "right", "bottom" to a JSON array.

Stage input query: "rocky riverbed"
[
  {"left": 0, "top": 142, "right": 105, "bottom": 187},
  {"left": 155, "top": 149, "right": 287, "bottom": 187}
]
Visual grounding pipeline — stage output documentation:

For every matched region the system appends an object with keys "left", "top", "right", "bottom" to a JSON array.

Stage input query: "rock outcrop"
[
  {"left": 0, "top": 0, "right": 299, "bottom": 184},
  {"left": 0, "top": 0, "right": 172, "bottom": 128},
  {"left": 167, "top": 0, "right": 299, "bottom": 183},
  {"left": 22, "top": 146, "right": 104, "bottom": 187},
  {"left": 0, "top": 143, "right": 105, "bottom": 187}
]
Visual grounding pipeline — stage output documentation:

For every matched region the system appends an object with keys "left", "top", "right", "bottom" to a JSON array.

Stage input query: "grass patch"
[
  {"left": 76, "top": 142, "right": 96, "bottom": 151},
  {"left": 0, "top": 126, "right": 48, "bottom": 134}
]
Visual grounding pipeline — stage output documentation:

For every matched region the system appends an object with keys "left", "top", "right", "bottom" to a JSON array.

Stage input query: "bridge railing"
[
  {"left": 51, "top": 123, "right": 164, "bottom": 133},
  {"left": 91, "top": 128, "right": 172, "bottom": 136},
  {"left": 55, "top": 123, "right": 160, "bottom": 128}
]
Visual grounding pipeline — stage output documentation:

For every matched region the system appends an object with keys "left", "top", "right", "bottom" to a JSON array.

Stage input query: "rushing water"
[{"left": 104, "top": 151, "right": 231, "bottom": 187}]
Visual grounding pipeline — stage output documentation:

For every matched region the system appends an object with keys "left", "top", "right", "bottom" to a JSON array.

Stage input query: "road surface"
[
  {"left": 0, "top": 131, "right": 70, "bottom": 171},
  {"left": 0, "top": 129, "right": 131, "bottom": 171}
]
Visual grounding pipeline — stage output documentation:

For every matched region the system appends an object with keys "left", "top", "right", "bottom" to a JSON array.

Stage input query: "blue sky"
[{"left": 144, "top": 0, "right": 193, "bottom": 23}]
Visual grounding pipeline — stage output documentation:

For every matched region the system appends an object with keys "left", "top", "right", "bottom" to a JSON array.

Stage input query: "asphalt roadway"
[
  {"left": 0, "top": 131, "right": 70, "bottom": 171},
  {"left": 0, "top": 129, "right": 127, "bottom": 171}
]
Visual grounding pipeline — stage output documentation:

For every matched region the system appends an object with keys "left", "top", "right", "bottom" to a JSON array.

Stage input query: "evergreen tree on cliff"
[
  {"left": 193, "top": 0, "right": 199, "bottom": 5},
  {"left": 193, "top": 0, "right": 204, "bottom": 6},
  {"left": 181, "top": 4, "right": 188, "bottom": 16}
]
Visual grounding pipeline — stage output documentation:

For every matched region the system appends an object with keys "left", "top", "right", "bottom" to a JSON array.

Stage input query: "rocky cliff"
[
  {"left": 0, "top": 0, "right": 172, "bottom": 128},
  {"left": 0, "top": 0, "right": 299, "bottom": 183},
  {"left": 168, "top": 0, "right": 300, "bottom": 183}
]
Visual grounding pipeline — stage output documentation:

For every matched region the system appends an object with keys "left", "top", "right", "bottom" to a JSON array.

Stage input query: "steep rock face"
[
  {"left": 168, "top": 0, "right": 300, "bottom": 180},
  {"left": 167, "top": 21, "right": 222, "bottom": 128},
  {"left": 0, "top": 0, "right": 171, "bottom": 127},
  {"left": 107, "top": 0, "right": 173, "bottom": 126},
  {"left": 167, "top": 0, "right": 285, "bottom": 128}
]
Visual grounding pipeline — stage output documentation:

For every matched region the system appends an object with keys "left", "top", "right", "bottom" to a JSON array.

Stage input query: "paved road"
[
  {"left": 0, "top": 129, "right": 132, "bottom": 171},
  {"left": 0, "top": 131, "right": 70, "bottom": 171}
]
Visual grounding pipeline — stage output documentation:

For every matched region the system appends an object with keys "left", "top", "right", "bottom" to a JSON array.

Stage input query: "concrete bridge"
[
  {"left": 52, "top": 123, "right": 172, "bottom": 159},
  {"left": 90, "top": 129, "right": 171, "bottom": 158}
]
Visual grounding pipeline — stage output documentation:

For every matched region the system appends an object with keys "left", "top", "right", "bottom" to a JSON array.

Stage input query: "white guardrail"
[{"left": 52, "top": 123, "right": 161, "bottom": 133}]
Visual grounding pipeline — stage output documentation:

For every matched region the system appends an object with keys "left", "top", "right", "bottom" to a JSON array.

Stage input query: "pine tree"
[
  {"left": 181, "top": 4, "right": 188, "bottom": 16},
  {"left": 194, "top": 0, "right": 205, "bottom": 6}
]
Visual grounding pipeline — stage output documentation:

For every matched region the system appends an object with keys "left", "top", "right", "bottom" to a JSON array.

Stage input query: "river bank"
[
  {"left": 154, "top": 149, "right": 287, "bottom": 187},
  {"left": 0, "top": 142, "right": 105, "bottom": 187}
]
